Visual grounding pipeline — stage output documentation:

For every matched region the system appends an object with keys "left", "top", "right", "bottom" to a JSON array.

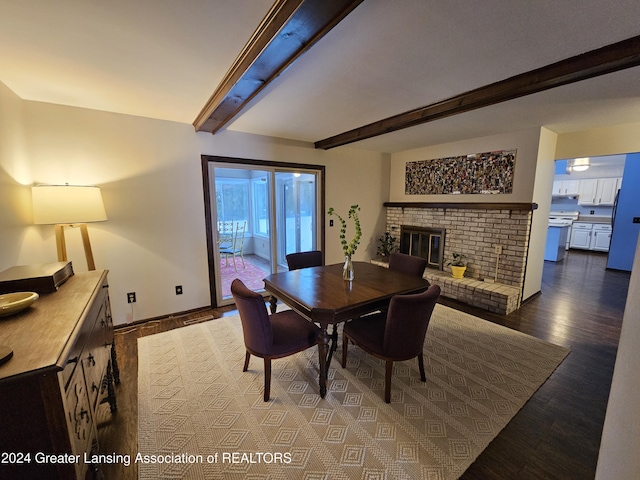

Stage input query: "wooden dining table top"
[{"left": 263, "top": 261, "right": 431, "bottom": 324}]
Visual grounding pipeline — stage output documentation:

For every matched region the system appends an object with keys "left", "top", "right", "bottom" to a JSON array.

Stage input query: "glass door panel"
[
  {"left": 275, "top": 172, "right": 317, "bottom": 270},
  {"left": 210, "top": 166, "right": 271, "bottom": 306}
]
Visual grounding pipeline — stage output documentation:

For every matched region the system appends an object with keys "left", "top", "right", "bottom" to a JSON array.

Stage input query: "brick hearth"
[{"left": 384, "top": 204, "right": 533, "bottom": 314}]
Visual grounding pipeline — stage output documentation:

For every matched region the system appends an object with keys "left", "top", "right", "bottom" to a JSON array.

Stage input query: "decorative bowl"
[{"left": 0, "top": 292, "right": 39, "bottom": 318}]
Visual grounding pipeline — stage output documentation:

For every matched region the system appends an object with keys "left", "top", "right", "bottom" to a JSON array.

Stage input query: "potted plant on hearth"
[
  {"left": 446, "top": 252, "right": 467, "bottom": 278},
  {"left": 377, "top": 230, "right": 397, "bottom": 257}
]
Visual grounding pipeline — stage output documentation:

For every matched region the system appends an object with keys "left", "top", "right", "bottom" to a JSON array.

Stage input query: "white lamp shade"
[{"left": 32, "top": 185, "right": 107, "bottom": 225}]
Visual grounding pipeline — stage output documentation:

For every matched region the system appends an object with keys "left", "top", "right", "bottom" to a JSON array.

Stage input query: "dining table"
[{"left": 263, "top": 261, "right": 431, "bottom": 398}]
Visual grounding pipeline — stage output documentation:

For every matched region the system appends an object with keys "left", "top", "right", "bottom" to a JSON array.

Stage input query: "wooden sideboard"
[{"left": 0, "top": 270, "right": 118, "bottom": 479}]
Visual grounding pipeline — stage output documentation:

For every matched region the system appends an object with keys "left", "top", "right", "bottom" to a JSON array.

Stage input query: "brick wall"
[{"left": 386, "top": 206, "right": 532, "bottom": 291}]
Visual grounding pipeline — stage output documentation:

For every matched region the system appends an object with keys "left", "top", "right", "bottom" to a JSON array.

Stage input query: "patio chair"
[
  {"left": 231, "top": 279, "right": 321, "bottom": 401},
  {"left": 220, "top": 221, "right": 246, "bottom": 272},
  {"left": 341, "top": 284, "right": 441, "bottom": 403}
]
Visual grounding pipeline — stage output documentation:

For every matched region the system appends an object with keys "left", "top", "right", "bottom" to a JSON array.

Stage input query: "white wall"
[
  {"left": 555, "top": 122, "right": 640, "bottom": 159},
  {"left": 389, "top": 127, "right": 553, "bottom": 299},
  {"left": 0, "top": 86, "right": 390, "bottom": 325},
  {"left": 527, "top": 127, "right": 559, "bottom": 300},
  {"left": 0, "top": 82, "right": 34, "bottom": 265},
  {"left": 596, "top": 238, "right": 640, "bottom": 479}
]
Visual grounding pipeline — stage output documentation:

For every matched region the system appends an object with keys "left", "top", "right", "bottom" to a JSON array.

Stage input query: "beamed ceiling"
[{"left": 2, "top": 0, "right": 640, "bottom": 154}]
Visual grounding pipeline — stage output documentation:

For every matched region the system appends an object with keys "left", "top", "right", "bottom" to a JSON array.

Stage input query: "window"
[
  {"left": 215, "top": 179, "right": 249, "bottom": 230},
  {"left": 252, "top": 178, "right": 269, "bottom": 237}
]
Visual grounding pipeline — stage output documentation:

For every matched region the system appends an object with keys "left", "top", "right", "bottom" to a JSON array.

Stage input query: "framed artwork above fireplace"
[{"left": 405, "top": 149, "right": 516, "bottom": 195}]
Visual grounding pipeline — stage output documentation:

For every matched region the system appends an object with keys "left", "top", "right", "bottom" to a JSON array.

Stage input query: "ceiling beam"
[
  {"left": 315, "top": 35, "right": 640, "bottom": 150},
  {"left": 194, "top": 0, "right": 365, "bottom": 134}
]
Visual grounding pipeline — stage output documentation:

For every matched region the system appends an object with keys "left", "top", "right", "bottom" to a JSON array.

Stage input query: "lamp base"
[{"left": 55, "top": 223, "right": 96, "bottom": 271}]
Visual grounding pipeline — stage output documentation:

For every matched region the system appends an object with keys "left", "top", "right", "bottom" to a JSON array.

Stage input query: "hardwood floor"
[{"left": 97, "top": 250, "right": 629, "bottom": 479}]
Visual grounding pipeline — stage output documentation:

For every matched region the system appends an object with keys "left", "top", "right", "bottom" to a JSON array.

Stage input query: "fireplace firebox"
[{"left": 399, "top": 226, "right": 445, "bottom": 270}]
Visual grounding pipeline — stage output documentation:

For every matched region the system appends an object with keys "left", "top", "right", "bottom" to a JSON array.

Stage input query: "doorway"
[{"left": 201, "top": 156, "right": 325, "bottom": 307}]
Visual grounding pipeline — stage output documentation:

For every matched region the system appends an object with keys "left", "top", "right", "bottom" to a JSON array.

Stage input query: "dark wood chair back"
[
  {"left": 388, "top": 252, "right": 427, "bottom": 278},
  {"left": 286, "top": 250, "right": 322, "bottom": 271}
]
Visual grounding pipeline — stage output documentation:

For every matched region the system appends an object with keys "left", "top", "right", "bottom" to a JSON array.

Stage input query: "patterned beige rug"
[{"left": 138, "top": 304, "right": 569, "bottom": 479}]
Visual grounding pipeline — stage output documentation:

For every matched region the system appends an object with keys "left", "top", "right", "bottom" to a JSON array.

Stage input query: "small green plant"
[
  {"left": 446, "top": 252, "right": 467, "bottom": 267},
  {"left": 377, "top": 231, "right": 397, "bottom": 257},
  {"left": 328, "top": 205, "right": 361, "bottom": 257}
]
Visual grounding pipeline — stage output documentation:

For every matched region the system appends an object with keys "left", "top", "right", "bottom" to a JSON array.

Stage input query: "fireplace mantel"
[{"left": 384, "top": 202, "right": 538, "bottom": 211}]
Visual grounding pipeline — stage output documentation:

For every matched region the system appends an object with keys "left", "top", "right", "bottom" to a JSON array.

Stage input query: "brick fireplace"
[{"left": 384, "top": 202, "right": 536, "bottom": 314}]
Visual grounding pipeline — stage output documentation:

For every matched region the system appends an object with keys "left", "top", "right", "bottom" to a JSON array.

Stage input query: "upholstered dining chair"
[
  {"left": 388, "top": 252, "right": 428, "bottom": 278},
  {"left": 285, "top": 250, "right": 322, "bottom": 271},
  {"left": 231, "top": 278, "right": 321, "bottom": 402},
  {"left": 341, "top": 284, "right": 441, "bottom": 403}
]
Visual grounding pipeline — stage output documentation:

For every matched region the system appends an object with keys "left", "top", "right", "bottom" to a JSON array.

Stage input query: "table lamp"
[{"left": 32, "top": 185, "right": 107, "bottom": 270}]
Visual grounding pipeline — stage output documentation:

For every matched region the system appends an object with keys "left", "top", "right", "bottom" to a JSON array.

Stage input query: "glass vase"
[{"left": 343, "top": 255, "right": 354, "bottom": 281}]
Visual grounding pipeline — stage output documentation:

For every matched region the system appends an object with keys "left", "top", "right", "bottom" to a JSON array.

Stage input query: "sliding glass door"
[
  {"left": 202, "top": 157, "right": 324, "bottom": 306},
  {"left": 275, "top": 172, "right": 317, "bottom": 268}
]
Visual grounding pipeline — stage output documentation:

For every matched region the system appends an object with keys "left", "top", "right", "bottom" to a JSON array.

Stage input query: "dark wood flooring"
[{"left": 97, "top": 250, "right": 630, "bottom": 479}]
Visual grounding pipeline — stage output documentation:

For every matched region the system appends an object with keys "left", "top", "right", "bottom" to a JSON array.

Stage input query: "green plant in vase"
[{"left": 328, "top": 204, "right": 361, "bottom": 281}]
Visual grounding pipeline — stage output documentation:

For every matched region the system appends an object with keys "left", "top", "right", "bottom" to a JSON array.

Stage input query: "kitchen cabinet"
[
  {"left": 0, "top": 270, "right": 118, "bottom": 479},
  {"left": 591, "top": 224, "right": 612, "bottom": 251},
  {"left": 569, "top": 222, "right": 593, "bottom": 249},
  {"left": 569, "top": 222, "right": 612, "bottom": 252},
  {"left": 578, "top": 177, "right": 621, "bottom": 205},
  {"left": 552, "top": 180, "right": 580, "bottom": 196}
]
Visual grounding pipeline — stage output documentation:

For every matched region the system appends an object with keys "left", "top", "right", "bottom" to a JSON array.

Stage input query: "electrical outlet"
[
  {"left": 494, "top": 245, "right": 503, "bottom": 255},
  {"left": 175, "top": 285, "right": 183, "bottom": 295},
  {"left": 330, "top": 219, "right": 334, "bottom": 227},
  {"left": 633, "top": 217, "right": 640, "bottom": 224},
  {"left": 127, "top": 292, "right": 136, "bottom": 303}
]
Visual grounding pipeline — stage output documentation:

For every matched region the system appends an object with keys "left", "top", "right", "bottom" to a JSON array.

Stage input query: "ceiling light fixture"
[{"left": 572, "top": 157, "right": 590, "bottom": 172}]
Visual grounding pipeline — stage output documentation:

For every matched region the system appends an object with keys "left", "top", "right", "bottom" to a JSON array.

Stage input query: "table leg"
[
  {"left": 269, "top": 295, "right": 278, "bottom": 314},
  {"left": 317, "top": 325, "right": 330, "bottom": 398},
  {"left": 325, "top": 324, "right": 339, "bottom": 368}
]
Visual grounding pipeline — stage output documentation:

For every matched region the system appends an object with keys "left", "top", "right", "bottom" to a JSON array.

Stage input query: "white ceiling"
[{"left": 2, "top": 0, "right": 640, "bottom": 154}]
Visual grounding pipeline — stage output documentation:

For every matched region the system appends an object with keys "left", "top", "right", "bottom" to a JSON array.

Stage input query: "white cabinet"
[
  {"left": 569, "top": 222, "right": 612, "bottom": 252},
  {"left": 570, "top": 222, "right": 593, "bottom": 249},
  {"left": 578, "top": 179, "right": 598, "bottom": 205},
  {"left": 578, "top": 178, "right": 620, "bottom": 205},
  {"left": 591, "top": 224, "right": 612, "bottom": 251},
  {"left": 552, "top": 180, "right": 580, "bottom": 196},
  {"left": 597, "top": 178, "right": 620, "bottom": 205}
]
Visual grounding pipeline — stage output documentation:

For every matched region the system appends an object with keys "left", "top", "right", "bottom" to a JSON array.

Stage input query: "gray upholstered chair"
[
  {"left": 388, "top": 252, "right": 427, "bottom": 278},
  {"left": 231, "top": 278, "right": 320, "bottom": 401},
  {"left": 286, "top": 250, "right": 322, "bottom": 271},
  {"left": 341, "top": 284, "right": 441, "bottom": 403}
]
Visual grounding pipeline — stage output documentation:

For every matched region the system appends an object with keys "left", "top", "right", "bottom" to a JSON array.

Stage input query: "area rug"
[
  {"left": 138, "top": 305, "right": 569, "bottom": 479},
  {"left": 219, "top": 258, "right": 269, "bottom": 298}
]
